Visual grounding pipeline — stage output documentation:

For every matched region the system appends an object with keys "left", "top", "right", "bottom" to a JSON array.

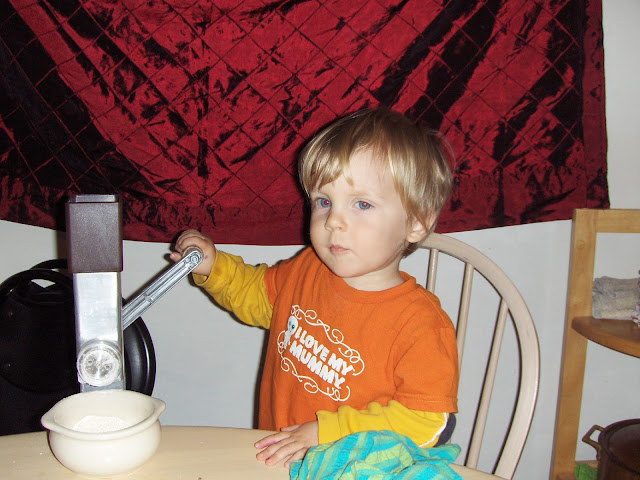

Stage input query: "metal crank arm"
[{"left": 122, "top": 247, "right": 203, "bottom": 329}]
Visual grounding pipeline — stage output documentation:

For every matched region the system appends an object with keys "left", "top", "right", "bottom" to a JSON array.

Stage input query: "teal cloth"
[{"left": 289, "top": 430, "right": 462, "bottom": 480}]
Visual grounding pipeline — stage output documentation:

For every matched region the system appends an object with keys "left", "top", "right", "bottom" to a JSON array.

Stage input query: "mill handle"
[{"left": 122, "top": 247, "right": 203, "bottom": 329}]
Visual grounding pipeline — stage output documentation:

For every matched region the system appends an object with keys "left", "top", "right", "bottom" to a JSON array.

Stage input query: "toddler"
[{"left": 170, "top": 108, "right": 459, "bottom": 468}]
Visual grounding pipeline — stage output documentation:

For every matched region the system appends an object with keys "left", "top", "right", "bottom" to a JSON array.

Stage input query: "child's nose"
[{"left": 325, "top": 208, "right": 346, "bottom": 231}]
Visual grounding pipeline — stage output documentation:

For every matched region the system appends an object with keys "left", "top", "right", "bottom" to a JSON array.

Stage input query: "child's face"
[{"left": 308, "top": 150, "right": 426, "bottom": 291}]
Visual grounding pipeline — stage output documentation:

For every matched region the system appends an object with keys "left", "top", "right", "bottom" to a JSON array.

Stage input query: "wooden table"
[{"left": 1, "top": 426, "right": 502, "bottom": 479}]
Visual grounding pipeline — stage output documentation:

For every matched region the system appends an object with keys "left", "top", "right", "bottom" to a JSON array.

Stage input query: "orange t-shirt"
[{"left": 259, "top": 247, "right": 458, "bottom": 431}]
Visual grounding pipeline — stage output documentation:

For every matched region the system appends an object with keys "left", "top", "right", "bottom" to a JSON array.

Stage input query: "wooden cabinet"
[{"left": 550, "top": 209, "right": 640, "bottom": 480}]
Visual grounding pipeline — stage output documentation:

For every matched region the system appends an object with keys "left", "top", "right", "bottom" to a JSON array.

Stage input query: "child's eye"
[
  {"left": 356, "top": 201, "right": 371, "bottom": 210},
  {"left": 315, "top": 198, "right": 331, "bottom": 208}
]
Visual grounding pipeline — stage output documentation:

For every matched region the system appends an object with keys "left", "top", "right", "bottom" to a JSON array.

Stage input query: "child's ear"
[{"left": 406, "top": 216, "right": 432, "bottom": 243}]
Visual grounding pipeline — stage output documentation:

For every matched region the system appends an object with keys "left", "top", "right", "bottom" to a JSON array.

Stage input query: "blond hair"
[{"left": 298, "top": 108, "right": 454, "bottom": 252}]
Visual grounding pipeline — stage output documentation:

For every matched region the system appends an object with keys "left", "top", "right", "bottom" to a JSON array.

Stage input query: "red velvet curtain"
[{"left": 0, "top": 0, "right": 608, "bottom": 244}]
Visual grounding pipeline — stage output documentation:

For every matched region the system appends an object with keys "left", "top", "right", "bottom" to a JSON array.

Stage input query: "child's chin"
[{"left": 324, "top": 261, "right": 354, "bottom": 278}]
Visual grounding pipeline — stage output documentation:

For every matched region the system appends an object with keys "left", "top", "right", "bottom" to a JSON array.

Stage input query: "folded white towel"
[{"left": 592, "top": 276, "right": 640, "bottom": 320}]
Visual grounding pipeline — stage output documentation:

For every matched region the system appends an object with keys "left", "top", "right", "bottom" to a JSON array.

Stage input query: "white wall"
[{"left": 0, "top": 1, "right": 638, "bottom": 478}]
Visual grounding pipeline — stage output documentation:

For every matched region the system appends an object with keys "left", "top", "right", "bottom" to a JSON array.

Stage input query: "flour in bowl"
[{"left": 72, "top": 415, "right": 131, "bottom": 433}]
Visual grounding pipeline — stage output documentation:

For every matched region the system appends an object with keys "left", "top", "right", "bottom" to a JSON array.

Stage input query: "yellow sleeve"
[
  {"left": 316, "top": 400, "right": 449, "bottom": 448},
  {"left": 193, "top": 251, "right": 273, "bottom": 329}
]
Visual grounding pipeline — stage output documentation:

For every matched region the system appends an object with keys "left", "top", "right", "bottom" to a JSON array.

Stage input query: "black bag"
[{"left": 0, "top": 260, "right": 156, "bottom": 435}]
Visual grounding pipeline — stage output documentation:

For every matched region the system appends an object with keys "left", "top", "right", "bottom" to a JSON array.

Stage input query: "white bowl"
[{"left": 41, "top": 389, "right": 166, "bottom": 477}]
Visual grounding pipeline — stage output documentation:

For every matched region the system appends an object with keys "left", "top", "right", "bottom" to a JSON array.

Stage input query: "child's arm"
[
  {"left": 171, "top": 230, "right": 273, "bottom": 328},
  {"left": 317, "top": 400, "right": 451, "bottom": 447},
  {"left": 253, "top": 401, "right": 450, "bottom": 468},
  {"left": 194, "top": 250, "right": 273, "bottom": 328}
]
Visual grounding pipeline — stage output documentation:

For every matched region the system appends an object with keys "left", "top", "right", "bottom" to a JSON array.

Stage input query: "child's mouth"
[{"left": 329, "top": 245, "right": 348, "bottom": 255}]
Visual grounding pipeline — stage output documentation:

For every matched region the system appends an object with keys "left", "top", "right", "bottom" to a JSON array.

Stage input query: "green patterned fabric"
[
  {"left": 290, "top": 430, "right": 461, "bottom": 480},
  {"left": 574, "top": 463, "right": 598, "bottom": 480}
]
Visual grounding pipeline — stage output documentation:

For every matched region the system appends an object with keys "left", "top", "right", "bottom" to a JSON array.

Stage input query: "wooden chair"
[
  {"left": 418, "top": 234, "right": 540, "bottom": 479},
  {"left": 550, "top": 208, "right": 640, "bottom": 480}
]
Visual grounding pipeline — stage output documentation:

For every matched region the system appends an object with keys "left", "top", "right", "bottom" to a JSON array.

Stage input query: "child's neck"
[{"left": 342, "top": 270, "right": 405, "bottom": 291}]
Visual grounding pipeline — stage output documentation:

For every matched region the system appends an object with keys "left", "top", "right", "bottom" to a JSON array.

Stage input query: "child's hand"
[
  {"left": 169, "top": 229, "right": 216, "bottom": 276},
  {"left": 255, "top": 421, "right": 319, "bottom": 468}
]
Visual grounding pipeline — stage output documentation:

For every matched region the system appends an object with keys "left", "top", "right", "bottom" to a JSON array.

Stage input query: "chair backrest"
[{"left": 418, "top": 233, "right": 540, "bottom": 479}]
